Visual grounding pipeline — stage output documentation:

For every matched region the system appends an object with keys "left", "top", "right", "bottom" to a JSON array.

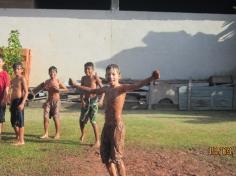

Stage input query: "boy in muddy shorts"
[
  {"left": 80, "top": 97, "right": 98, "bottom": 124},
  {"left": 69, "top": 64, "right": 160, "bottom": 176},
  {"left": 79, "top": 62, "right": 103, "bottom": 148},
  {"left": 40, "top": 66, "right": 68, "bottom": 139}
]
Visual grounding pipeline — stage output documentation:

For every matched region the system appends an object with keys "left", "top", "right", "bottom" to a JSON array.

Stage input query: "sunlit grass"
[{"left": 0, "top": 107, "right": 236, "bottom": 175}]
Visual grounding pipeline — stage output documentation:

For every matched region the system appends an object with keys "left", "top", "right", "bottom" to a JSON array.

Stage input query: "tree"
[{"left": 1, "top": 30, "right": 23, "bottom": 77}]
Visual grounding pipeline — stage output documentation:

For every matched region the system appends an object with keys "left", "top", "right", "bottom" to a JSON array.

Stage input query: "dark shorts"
[
  {"left": 80, "top": 97, "right": 98, "bottom": 124},
  {"left": 10, "top": 98, "right": 24, "bottom": 128},
  {"left": 43, "top": 100, "right": 61, "bottom": 119},
  {"left": 100, "top": 122, "right": 125, "bottom": 164},
  {"left": 0, "top": 105, "right": 6, "bottom": 123}
]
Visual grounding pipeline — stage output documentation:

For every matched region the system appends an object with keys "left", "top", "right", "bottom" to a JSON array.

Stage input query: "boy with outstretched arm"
[
  {"left": 79, "top": 62, "right": 104, "bottom": 148},
  {"left": 0, "top": 55, "right": 10, "bottom": 139},
  {"left": 10, "top": 62, "right": 28, "bottom": 145},
  {"left": 40, "top": 66, "right": 68, "bottom": 139},
  {"left": 69, "top": 64, "right": 160, "bottom": 176}
]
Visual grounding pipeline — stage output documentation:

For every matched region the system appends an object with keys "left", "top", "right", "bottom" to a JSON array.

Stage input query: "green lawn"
[
  {"left": 124, "top": 110, "right": 236, "bottom": 148},
  {"left": 0, "top": 107, "right": 236, "bottom": 175}
]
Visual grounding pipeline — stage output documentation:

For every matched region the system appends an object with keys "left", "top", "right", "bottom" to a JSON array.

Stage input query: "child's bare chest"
[
  {"left": 11, "top": 79, "right": 22, "bottom": 88},
  {"left": 83, "top": 77, "right": 97, "bottom": 87},
  {"left": 48, "top": 80, "right": 59, "bottom": 87},
  {"left": 105, "top": 89, "right": 126, "bottom": 106}
]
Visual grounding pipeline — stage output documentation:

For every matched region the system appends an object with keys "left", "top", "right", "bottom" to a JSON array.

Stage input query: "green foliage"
[{"left": 1, "top": 30, "right": 22, "bottom": 77}]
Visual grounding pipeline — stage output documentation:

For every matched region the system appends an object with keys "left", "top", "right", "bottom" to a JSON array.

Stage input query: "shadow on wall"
[{"left": 96, "top": 21, "right": 236, "bottom": 80}]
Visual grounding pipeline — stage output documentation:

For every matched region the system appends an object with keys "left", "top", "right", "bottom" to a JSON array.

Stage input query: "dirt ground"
[{"left": 56, "top": 145, "right": 236, "bottom": 176}]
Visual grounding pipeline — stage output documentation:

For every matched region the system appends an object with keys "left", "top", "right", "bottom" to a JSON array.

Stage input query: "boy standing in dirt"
[
  {"left": 79, "top": 62, "right": 103, "bottom": 148},
  {"left": 0, "top": 55, "right": 10, "bottom": 139},
  {"left": 10, "top": 62, "right": 28, "bottom": 145},
  {"left": 40, "top": 66, "right": 68, "bottom": 139},
  {"left": 69, "top": 64, "right": 160, "bottom": 176}
]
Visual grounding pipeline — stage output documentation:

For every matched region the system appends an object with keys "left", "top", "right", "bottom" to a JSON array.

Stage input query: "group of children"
[
  {"left": 0, "top": 53, "right": 160, "bottom": 176},
  {"left": 40, "top": 62, "right": 102, "bottom": 146}
]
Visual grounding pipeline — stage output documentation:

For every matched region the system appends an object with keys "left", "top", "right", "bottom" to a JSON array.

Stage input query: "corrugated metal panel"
[
  {"left": 179, "top": 86, "right": 233, "bottom": 110},
  {"left": 191, "top": 97, "right": 211, "bottom": 110},
  {"left": 179, "top": 86, "right": 188, "bottom": 110},
  {"left": 212, "top": 87, "right": 233, "bottom": 110}
]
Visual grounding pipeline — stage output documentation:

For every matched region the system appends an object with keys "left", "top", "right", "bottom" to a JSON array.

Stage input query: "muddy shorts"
[
  {"left": 80, "top": 97, "right": 98, "bottom": 124},
  {"left": 10, "top": 98, "right": 24, "bottom": 128},
  {"left": 0, "top": 105, "right": 6, "bottom": 123},
  {"left": 43, "top": 100, "right": 61, "bottom": 119},
  {"left": 100, "top": 122, "right": 125, "bottom": 164}
]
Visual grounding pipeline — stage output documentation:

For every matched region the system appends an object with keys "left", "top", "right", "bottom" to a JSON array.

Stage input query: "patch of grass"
[
  {"left": 124, "top": 110, "right": 236, "bottom": 148},
  {"left": 0, "top": 107, "right": 236, "bottom": 175}
]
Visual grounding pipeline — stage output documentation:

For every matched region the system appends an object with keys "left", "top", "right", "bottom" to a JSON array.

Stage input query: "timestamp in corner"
[{"left": 208, "top": 146, "right": 235, "bottom": 156}]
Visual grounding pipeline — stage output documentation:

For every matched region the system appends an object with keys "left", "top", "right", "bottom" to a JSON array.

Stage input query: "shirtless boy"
[
  {"left": 40, "top": 66, "right": 68, "bottom": 139},
  {"left": 0, "top": 55, "right": 10, "bottom": 139},
  {"left": 69, "top": 64, "right": 160, "bottom": 176},
  {"left": 79, "top": 62, "right": 103, "bottom": 147},
  {"left": 10, "top": 62, "right": 28, "bottom": 145}
]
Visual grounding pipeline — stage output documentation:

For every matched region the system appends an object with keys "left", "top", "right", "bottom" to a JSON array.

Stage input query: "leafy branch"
[{"left": 1, "top": 30, "right": 23, "bottom": 77}]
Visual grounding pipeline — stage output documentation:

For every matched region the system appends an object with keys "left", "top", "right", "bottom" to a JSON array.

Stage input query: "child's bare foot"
[
  {"left": 54, "top": 134, "right": 60, "bottom": 140},
  {"left": 80, "top": 135, "right": 85, "bottom": 143},
  {"left": 40, "top": 134, "right": 49, "bottom": 139},
  {"left": 93, "top": 141, "right": 100, "bottom": 148},
  {"left": 12, "top": 141, "right": 25, "bottom": 146}
]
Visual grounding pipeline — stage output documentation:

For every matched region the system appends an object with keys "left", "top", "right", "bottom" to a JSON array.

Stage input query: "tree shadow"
[
  {"left": 0, "top": 132, "right": 16, "bottom": 141},
  {"left": 1, "top": 132, "right": 80, "bottom": 145},
  {"left": 96, "top": 20, "right": 236, "bottom": 80},
  {"left": 123, "top": 110, "right": 236, "bottom": 124},
  {"left": 183, "top": 115, "right": 236, "bottom": 124},
  {"left": 62, "top": 102, "right": 81, "bottom": 113},
  {"left": 93, "top": 19, "right": 236, "bottom": 122},
  {"left": 79, "top": 143, "right": 94, "bottom": 147}
]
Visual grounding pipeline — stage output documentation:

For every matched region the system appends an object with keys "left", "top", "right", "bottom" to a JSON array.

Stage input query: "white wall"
[{"left": 0, "top": 9, "right": 236, "bottom": 86}]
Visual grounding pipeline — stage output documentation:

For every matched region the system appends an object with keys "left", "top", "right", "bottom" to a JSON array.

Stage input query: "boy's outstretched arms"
[
  {"left": 43, "top": 80, "right": 68, "bottom": 93},
  {"left": 68, "top": 78, "right": 80, "bottom": 88},
  {"left": 58, "top": 81, "right": 68, "bottom": 93},
  {"left": 94, "top": 72, "right": 105, "bottom": 107},
  {"left": 121, "top": 69, "right": 160, "bottom": 92},
  {"left": 69, "top": 78, "right": 105, "bottom": 95},
  {"left": 68, "top": 69, "right": 159, "bottom": 94}
]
